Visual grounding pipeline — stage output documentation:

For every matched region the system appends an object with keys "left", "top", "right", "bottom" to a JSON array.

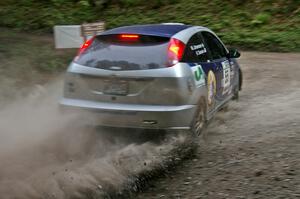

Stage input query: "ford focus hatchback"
[{"left": 60, "top": 24, "right": 242, "bottom": 135}]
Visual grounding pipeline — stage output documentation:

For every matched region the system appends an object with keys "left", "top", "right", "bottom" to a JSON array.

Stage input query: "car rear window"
[{"left": 75, "top": 34, "right": 170, "bottom": 70}]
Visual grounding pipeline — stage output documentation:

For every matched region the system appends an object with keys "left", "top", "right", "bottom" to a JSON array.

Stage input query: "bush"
[
  {"left": 251, "top": 13, "right": 271, "bottom": 26},
  {"left": 0, "top": 0, "right": 299, "bottom": 51}
]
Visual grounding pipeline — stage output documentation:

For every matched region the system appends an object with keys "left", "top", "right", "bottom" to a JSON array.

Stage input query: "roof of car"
[{"left": 100, "top": 24, "right": 193, "bottom": 37}]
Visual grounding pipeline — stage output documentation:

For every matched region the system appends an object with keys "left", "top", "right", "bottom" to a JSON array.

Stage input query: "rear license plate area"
[{"left": 103, "top": 80, "right": 128, "bottom": 95}]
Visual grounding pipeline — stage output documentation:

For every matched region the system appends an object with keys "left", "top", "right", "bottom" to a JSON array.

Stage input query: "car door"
[
  {"left": 181, "top": 32, "right": 219, "bottom": 111},
  {"left": 201, "top": 31, "right": 232, "bottom": 102}
]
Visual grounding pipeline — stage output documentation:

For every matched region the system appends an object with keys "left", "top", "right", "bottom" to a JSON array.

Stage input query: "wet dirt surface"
[
  {"left": 137, "top": 52, "right": 300, "bottom": 199},
  {"left": 0, "top": 50, "right": 299, "bottom": 199}
]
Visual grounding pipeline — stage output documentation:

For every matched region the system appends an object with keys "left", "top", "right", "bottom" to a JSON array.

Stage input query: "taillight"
[
  {"left": 120, "top": 34, "right": 139, "bottom": 39},
  {"left": 119, "top": 34, "right": 140, "bottom": 41},
  {"left": 77, "top": 37, "right": 95, "bottom": 56},
  {"left": 167, "top": 38, "right": 185, "bottom": 67},
  {"left": 74, "top": 36, "right": 95, "bottom": 61}
]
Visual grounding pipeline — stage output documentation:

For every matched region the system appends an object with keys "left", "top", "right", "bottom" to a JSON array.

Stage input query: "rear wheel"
[{"left": 191, "top": 102, "right": 207, "bottom": 137}]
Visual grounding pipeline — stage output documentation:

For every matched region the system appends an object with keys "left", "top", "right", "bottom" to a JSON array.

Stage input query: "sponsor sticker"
[
  {"left": 190, "top": 43, "right": 207, "bottom": 56},
  {"left": 207, "top": 70, "right": 216, "bottom": 106},
  {"left": 191, "top": 65, "right": 205, "bottom": 86},
  {"left": 222, "top": 60, "right": 231, "bottom": 94}
]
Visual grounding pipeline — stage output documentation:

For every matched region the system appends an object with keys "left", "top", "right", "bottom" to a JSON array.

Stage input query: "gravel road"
[
  {"left": 137, "top": 52, "right": 300, "bottom": 199},
  {"left": 0, "top": 51, "right": 299, "bottom": 199}
]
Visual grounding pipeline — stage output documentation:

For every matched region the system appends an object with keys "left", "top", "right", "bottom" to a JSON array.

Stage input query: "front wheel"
[
  {"left": 232, "top": 87, "right": 239, "bottom": 100},
  {"left": 232, "top": 68, "right": 242, "bottom": 101}
]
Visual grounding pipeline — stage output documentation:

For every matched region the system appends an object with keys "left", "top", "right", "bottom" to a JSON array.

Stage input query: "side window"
[
  {"left": 201, "top": 31, "right": 227, "bottom": 60},
  {"left": 182, "top": 32, "right": 210, "bottom": 63}
]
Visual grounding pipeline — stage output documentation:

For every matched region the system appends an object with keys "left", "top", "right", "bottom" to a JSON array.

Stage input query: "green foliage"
[
  {"left": 251, "top": 13, "right": 271, "bottom": 26},
  {"left": 0, "top": 0, "right": 300, "bottom": 51},
  {"left": 78, "top": 0, "right": 91, "bottom": 7},
  {"left": 119, "top": 0, "right": 142, "bottom": 7}
]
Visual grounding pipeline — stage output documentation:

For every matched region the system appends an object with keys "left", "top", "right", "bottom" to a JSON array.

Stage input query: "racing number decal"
[
  {"left": 222, "top": 61, "right": 231, "bottom": 94},
  {"left": 207, "top": 70, "right": 216, "bottom": 106},
  {"left": 192, "top": 65, "right": 205, "bottom": 87}
]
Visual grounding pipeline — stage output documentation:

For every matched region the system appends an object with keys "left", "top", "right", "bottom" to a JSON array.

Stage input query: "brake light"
[
  {"left": 77, "top": 36, "right": 95, "bottom": 56},
  {"left": 167, "top": 38, "right": 185, "bottom": 67},
  {"left": 119, "top": 34, "right": 140, "bottom": 40}
]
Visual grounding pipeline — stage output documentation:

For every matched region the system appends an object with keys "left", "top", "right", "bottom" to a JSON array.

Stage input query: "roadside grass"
[
  {"left": 0, "top": 28, "right": 75, "bottom": 75},
  {"left": 0, "top": 28, "right": 75, "bottom": 104},
  {"left": 1, "top": 0, "right": 299, "bottom": 51}
]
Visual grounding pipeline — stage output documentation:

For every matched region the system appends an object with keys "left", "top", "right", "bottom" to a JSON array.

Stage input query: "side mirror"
[{"left": 228, "top": 48, "right": 241, "bottom": 58}]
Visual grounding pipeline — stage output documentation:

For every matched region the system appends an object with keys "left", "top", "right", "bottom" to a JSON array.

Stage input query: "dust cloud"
[{"left": 0, "top": 80, "right": 190, "bottom": 199}]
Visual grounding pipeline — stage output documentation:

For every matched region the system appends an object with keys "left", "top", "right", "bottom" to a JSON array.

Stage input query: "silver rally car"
[{"left": 60, "top": 23, "right": 242, "bottom": 135}]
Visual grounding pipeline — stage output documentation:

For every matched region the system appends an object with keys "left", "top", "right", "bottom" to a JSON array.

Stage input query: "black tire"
[
  {"left": 191, "top": 102, "right": 207, "bottom": 137},
  {"left": 232, "top": 88, "right": 239, "bottom": 100},
  {"left": 232, "top": 68, "right": 242, "bottom": 101}
]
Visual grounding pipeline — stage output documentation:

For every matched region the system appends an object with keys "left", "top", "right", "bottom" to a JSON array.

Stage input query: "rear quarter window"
[{"left": 182, "top": 32, "right": 211, "bottom": 63}]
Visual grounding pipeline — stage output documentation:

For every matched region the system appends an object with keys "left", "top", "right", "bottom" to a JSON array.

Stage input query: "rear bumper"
[{"left": 60, "top": 98, "right": 197, "bottom": 130}]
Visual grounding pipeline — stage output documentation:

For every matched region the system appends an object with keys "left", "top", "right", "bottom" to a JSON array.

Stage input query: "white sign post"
[
  {"left": 54, "top": 21, "right": 105, "bottom": 49},
  {"left": 81, "top": 21, "right": 105, "bottom": 41},
  {"left": 54, "top": 25, "right": 84, "bottom": 49}
]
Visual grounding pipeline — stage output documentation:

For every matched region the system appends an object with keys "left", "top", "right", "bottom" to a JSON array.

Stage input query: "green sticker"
[
  {"left": 194, "top": 67, "right": 203, "bottom": 81},
  {"left": 192, "top": 65, "right": 205, "bottom": 86}
]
